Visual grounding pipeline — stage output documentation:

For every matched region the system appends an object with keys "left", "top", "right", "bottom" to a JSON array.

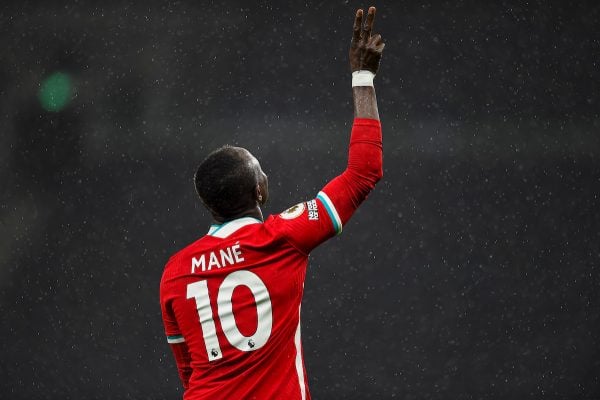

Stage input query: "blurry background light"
[{"left": 38, "top": 71, "right": 72, "bottom": 112}]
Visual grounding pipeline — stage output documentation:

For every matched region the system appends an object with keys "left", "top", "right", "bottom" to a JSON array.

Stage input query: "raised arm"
[
  {"left": 317, "top": 5, "right": 386, "bottom": 228},
  {"left": 275, "top": 7, "right": 385, "bottom": 254}
]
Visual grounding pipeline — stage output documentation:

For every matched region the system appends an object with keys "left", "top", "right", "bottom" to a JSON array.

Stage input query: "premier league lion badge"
[{"left": 279, "top": 203, "right": 306, "bottom": 219}]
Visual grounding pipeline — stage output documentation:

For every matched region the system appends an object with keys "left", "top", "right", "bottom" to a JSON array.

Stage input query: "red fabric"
[
  {"left": 160, "top": 118, "right": 382, "bottom": 399},
  {"left": 323, "top": 118, "right": 383, "bottom": 225},
  {"left": 169, "top": 342, "right": 192, "bottom": 389},
  {"left": 277, "top": 118, "right": 383, "bottom": 253},
  {"left": 161, "top": 226, "right": 311, "bottom": 400}
]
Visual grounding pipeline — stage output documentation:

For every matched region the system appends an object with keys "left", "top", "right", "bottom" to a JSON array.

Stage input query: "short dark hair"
[{"left": 194, "top": 146, "right": 257, "bottom": 218}]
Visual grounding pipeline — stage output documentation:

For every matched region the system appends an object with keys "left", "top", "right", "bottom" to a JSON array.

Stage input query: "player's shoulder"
[
  {"left": 275, "top": 202, "right": 308, "bottom": 221},
  {"left": 268, "top": 197, "right": 333, "bottom": 229},
  {"left": 263, "top": 202, "right": 307, "bottom": 232},
  {"left": 263, "top": 199, "right": 323, "bottom": 237}
]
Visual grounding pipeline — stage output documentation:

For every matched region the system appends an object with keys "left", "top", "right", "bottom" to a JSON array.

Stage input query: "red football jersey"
[{"left": 160, "top": 118, "right": 382, "bottom": 400}]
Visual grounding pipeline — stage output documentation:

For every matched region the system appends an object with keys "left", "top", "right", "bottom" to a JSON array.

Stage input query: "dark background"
[{"left": 1, "top": 1, "right": 599, "bottom": 398}]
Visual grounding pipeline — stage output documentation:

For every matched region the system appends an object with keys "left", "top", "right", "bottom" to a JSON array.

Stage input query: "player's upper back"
[{"left": 160, "top": 215, "right": 315, "bottom": 396}]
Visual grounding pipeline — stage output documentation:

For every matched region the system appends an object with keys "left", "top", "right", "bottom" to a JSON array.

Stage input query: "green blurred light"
[{"left": 38, "top": 72, "right": 72, "bottom": 112}]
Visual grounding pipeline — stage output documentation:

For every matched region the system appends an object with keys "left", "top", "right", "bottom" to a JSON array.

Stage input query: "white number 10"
[{"left": 186, "top": 270, "right": 273, "bottom": 362}]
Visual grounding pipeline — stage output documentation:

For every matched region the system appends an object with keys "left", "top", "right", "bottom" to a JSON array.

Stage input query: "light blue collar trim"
[{"left": 207, "top": 217, "right": 262, "bottom": 238}]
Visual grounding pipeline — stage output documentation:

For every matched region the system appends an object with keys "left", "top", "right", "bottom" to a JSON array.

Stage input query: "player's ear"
[{"left": 255, "top": 184, "right": 264, "bottom": 205}]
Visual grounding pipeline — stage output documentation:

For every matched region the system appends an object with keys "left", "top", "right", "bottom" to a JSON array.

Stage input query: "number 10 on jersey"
[{"left": 186, "top": 270, "right": 273, "bottom": 361}]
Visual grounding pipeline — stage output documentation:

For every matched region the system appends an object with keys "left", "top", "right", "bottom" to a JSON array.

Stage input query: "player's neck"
[{"left": 212, "top": 206, "right": 264, "bottom": 225}]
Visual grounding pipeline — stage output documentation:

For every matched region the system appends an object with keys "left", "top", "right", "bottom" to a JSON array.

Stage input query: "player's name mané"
[{"left": 191, "top": 242, "right": 245, "bottom": 273}]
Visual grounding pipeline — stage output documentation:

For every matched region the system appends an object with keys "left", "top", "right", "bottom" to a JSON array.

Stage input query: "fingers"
[
  {"left": 366, "top": 33, "right": 385, "bottom": 55},
  {"left": 352, "top": 9, "right": 363, "bottom": 44},
  {"left": 353, "top": 6, "right": 381, "bottom": 50},
  {"left": 370, "top": 33, "right": 383, "bottom": 45},
  {"left": 368, "top": 33, "right": 384, "bottom": 47},
  {"left": 362, "top": 6, "right": 376, "bottom": 41}
]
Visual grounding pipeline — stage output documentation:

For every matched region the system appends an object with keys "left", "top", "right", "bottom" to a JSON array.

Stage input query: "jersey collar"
[{"left": 207, "top": 217, "right": 262, "bottom": 238}]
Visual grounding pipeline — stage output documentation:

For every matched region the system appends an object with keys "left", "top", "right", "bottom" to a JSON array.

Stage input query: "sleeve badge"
[{"left": 279, "top": 202, "right": 306, "bottom": 220}]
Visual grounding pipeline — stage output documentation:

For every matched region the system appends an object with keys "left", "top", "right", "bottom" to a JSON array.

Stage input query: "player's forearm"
[{"left": 353, "top": 86, "right": 379, "bottom": 120}]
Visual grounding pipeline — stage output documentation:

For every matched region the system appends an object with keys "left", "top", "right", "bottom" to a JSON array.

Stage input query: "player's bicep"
[{"left": 275, "top": 196, "right": 342, "bottom": 253}]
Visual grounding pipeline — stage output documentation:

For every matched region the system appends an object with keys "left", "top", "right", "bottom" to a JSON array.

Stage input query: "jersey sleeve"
[
  {"left": 160, "top": 268, "right": 192, "bottom": 389},
  {"left": 272, "top": 118, "right": 383, "bottom": 254},
  {"left": 168, "top": 342, "right": 192, "bottom": 390},
  {"left": 270, "top": 196, "right": 340, "bottom": 254}
]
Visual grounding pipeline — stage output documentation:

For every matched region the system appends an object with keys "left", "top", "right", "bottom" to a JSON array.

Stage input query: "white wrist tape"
[{"left": 352, "top": 70, "right": 375, "bottom": 87}]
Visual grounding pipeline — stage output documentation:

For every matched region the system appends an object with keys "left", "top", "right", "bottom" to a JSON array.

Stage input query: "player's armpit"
[{"left": 169, "top": 342, "right": 193, "bottom": 389}]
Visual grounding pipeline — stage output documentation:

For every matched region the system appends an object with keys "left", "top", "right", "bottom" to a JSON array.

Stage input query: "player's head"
[{"left": 194, "top": 145, "right": 268, "bottom": 220}]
